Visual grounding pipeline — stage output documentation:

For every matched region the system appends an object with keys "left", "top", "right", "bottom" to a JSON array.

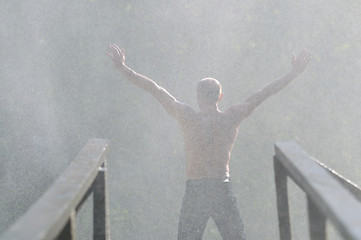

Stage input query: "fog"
[{"left": 1, "top": 1, "right": 361, "bottom": 239}]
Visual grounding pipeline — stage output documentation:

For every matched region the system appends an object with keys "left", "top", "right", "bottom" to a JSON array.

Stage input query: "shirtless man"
[{"left": 107, "top": 45, "right": 311, "bottom": 240}]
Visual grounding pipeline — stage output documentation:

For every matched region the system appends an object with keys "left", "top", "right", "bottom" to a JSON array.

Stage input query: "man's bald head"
[{"left": 197, "top": 78, "right": 222, "bottom": 108}]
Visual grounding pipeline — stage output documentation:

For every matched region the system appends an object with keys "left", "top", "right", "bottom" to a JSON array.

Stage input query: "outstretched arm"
[
  {"left": 107, "top": 44, "right": 193, "bottom": 118},
  {"left": 226, "top": 49, "right": 312, "bottom": 122}
]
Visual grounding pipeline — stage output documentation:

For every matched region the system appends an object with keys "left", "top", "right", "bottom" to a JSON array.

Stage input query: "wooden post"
[
  {"left": 274, "top": 157, "right": 292, "bottom": 240},
  {"left": 93, "top": 161, "right": 110, "bottom": 240},
  {"left": 307, "top": 196, "right": 326, "bottom": 240},
  {"left": 57, "top": 211, "right": 76, "bottom": 240}
]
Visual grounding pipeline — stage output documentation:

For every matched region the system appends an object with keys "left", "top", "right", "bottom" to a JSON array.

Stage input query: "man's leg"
[
  {"left": 178, "top": 182, "right": 210, "bottom": 240},
  {"left": 212, "top": 184, "right": 246, "bottom": 240}
]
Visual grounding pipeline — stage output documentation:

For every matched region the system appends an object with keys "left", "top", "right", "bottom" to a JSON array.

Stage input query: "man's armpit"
[{"left": 225, "top": 103, "right": 250, "bottom": 123}]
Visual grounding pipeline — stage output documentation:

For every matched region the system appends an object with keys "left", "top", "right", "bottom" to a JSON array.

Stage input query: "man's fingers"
[
  {"left": 113, "top": 44, "right": 122, "bottom": 54},
  {"left": 304, "top": 51, "right": 312, "bottom": 63},
  {"left": 296, "top": 49, "right": 312, "bottom": 64},
  {"left": 111, "top": 45, "right": 120, "bottom": 55},
  {"left": 291, "top": 49, "right": 311, "bottom": 73},
  {"left": 109, "top": 44, "right": 125, "bottom": 59},
  {"left": 300, "top": 49, "right": 307, "bottom": 60},
  {"left": 108, "top": 46, "right": 113, "bottom": 54},
  {"left": 109, "top": 44, "right": 119, "bottom": 54},
  {"left": 302, "top": 49, "right": 312, "bottom": 60}
]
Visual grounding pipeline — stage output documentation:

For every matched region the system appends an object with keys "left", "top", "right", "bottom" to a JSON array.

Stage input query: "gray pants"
[{"left": 178, "top": 179, "right": 246, "bottom": 240}]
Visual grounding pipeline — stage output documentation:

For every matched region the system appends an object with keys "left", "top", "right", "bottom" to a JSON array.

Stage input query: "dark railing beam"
[
  {"left": 57, "top": 211, "right": 76, "bottom": 240},
  {"left": 0, "top": 139, "right": 110, "bottom": 240},
  {"left": 274, "top": 158, "right": 292, "bottom": 240},
  {"left": 274, "top": 141, "right": 361, "bottom": 240},
  {"left": 316, "top": 160, "right": 361, "bottom": 202},
  {"left": 93, "top": 162, "right": 110, "bottom": 240},
  {"left": 307, "top": 196, "right": 326, "bottom": 240}
]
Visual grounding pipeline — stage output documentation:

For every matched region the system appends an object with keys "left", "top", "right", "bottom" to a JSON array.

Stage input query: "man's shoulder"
[
  {"left": 224, "top": 102, "right": 249, "bottom": 114},
  {"left": 173, "top": 102, "right": 196, "bottom": 120},
  {"left": 219, "top": 103, "right": 250, "bottom": 127}
]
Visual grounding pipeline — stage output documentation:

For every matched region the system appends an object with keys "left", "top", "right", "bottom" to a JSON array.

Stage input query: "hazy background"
[{"left": 1, "top": 0, "right": 361, "bottom": 239}]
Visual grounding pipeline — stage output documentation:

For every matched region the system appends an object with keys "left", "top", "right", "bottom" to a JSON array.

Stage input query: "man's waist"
[
  {"left": 186, "top": 177, "right": 230, "bottom": 185},
  {"left": 186, "top": 166, "right": 230, "bottom": 179}
]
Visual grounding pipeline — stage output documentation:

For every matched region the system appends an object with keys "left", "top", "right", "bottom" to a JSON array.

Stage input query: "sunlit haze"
[{"left": 1, "top": 1, "right": 361, "bottom": 239}]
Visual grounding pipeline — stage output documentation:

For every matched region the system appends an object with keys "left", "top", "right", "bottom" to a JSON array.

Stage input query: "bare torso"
[
  {"left": 178, "top": 109, "right": 240, "bottom": 179},
  {"left": 107, "top": 45, "right": 311, "bottom": 179}
]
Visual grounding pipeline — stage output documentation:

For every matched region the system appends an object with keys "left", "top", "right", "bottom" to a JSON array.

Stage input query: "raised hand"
[
  {"left": 107, "top": 44, "right": 125, "bottom": 69},
  {"left": 291, "top": 49, "right": 312, "bottom": 75}
]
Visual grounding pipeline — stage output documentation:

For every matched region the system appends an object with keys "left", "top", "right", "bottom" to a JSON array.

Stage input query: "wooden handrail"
[
  {"left": 0, "top": 138, "right": 111, "bottom": 240},
  {"left": 315, "top": 159, "right": 361, "bottom": 202},
  {"left": 274, "top": 141, "right": 361, "bottom": 240}
]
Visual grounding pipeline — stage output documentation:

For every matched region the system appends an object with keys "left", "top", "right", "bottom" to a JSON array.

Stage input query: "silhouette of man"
[{"left": 107, "top": 44, "right": 311, "bottom": 240}]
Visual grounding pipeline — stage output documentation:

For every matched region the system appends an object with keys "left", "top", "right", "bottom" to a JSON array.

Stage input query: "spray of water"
[{"left": 1, "top": 1, "right": 361, "bottom": 239}]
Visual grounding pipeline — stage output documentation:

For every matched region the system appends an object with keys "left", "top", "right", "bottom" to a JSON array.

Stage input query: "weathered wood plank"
[
  {"left": 93, "top": 162, "right": 110, "bottom": 240},
  {"left": 275, "top": 141, "right": 361, "bottom": 240},
  {"left": 56, "top": 211, "right": 76, "bottom": 240},
  {"left": 307, "top": 196, "right": 326, "bottom": 240},
  {"left": 1, "top": 139, "right": 110, "bottom": 240},
  {"left": 274, "top": 158, "right": 292, "bottom": 240},
  {"left": 315, "top": 160, "right": 361, "bottom": 203}
]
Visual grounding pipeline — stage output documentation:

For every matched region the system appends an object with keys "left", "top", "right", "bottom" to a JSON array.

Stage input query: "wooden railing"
[
  {"left": 274, "top": 141, "right": 361, "bottom": 240},
  {"left": 0, "top": 139, "right": 111, "bottom": 240},
  {"left": 3, "top": 139, "right": 360, "bottom": 239}
]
